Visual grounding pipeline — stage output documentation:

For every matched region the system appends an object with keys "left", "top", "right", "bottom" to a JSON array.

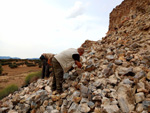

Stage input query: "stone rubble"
[{"left": 1, "top": 0, "right": 150, "bottom": 112}]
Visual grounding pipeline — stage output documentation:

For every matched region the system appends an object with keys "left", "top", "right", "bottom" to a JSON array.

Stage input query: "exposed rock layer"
[{"left": 108, "top": 0, "right": 150, "bottom": 33}]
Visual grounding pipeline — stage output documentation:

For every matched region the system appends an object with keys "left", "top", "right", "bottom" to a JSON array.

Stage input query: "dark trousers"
[
  {"left": 51, "top": 57, "right": 63, "bottom": 91},
  {"left": 42, "top": 59, "right": 51, "bottom": 79}
]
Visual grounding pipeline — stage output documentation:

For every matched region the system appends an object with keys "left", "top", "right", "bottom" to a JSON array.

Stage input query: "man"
[
  {"left": 51, "top": 48, "right": 84, "bottom": 93},
  {"left": 40, "top": 53, "right": 54, "bottom": 79}
]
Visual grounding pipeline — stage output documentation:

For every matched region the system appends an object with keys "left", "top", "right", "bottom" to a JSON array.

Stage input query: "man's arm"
[
  {"left": 48, "top": 58, "right": 54, "bottom": 66},
  {"left": 75, "top": 60, "right": 82, "bottom": 68}
]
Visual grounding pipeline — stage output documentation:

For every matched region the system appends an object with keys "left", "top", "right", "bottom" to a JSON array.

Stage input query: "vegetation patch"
[
  {"left": 9, "top": 63, "right": 18, "bottom": 68},
  {"left": 0, "top": 84, "right": 18, "bottom": 100},
  {"left": 0, "top": 59, "right": 42, "bottom": 68},
  {"left": 25, "top": 71, "right": 42, "bottom": 85},
  {"left": 0, "top": 64, "right": 3, "bottom": 75}
]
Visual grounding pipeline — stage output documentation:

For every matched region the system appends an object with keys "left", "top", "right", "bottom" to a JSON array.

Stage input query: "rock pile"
[{"left": 1, "top": 0, "right": 150, "bottom": 112}]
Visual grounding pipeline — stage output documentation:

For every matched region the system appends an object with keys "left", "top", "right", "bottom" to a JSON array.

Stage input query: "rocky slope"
[
  {"left": 1, "top": 0, "right": 150, "bottom": 112},
  {"left": 108, "top": 0, "right": 150, "bottom": 33}
]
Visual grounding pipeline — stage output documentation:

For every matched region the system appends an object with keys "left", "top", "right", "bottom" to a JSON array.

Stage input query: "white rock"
[
  {"left": 51, "top": 110, "right": 59, "bottom": 113},
  {"left": 45, "top": 86, "right": 51, "bottom": 93},
  {"left": 8, "top": 110, "right": 18, "bottom": 113},
  {"left": 135, "top": 92, "right": 145, "bottom": 103},
  {"left": 118, "top": 97, "right": 129, "bottom": 113},
  {"left": 108, "top": 75, "right": 117, "bottom": 84},
  {"left": 103, "top": 105, "right": 120, "bottom": 113},
  {"left": 102, "top": 97, "right": 110, "bottom": 106},
  {"left": 136, "top": 104, "right": 143, "bottom": 112},
  {"left": 78, "top": 103, "right": 90, "bottom": 113}
]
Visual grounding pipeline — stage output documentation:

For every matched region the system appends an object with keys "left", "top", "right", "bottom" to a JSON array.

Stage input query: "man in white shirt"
[{"left": 51, "top": 48, "right": 84, "bottom": 93}]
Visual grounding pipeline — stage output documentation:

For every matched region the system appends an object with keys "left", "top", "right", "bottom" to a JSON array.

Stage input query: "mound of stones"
[{"left": 1, "top": 0, "right": 150, "bottom": 112}]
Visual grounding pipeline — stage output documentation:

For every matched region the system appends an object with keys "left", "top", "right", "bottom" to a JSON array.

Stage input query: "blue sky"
[{"left": 0, "top": 0, "right": 123, "bottom": 58}]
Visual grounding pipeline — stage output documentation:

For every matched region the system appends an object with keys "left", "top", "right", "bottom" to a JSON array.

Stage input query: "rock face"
[
  {"left": 1, "top": 0, "right": 150, "bottom": 112},
  {"left": 108, "top": 0, "right": 150, "bottom": 33}
]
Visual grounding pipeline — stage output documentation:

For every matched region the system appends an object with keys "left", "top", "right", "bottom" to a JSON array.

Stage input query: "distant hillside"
[
  {"left": 26, "top": 58, "right": 39, "bottom": 60},
  {"left": 0, "top": 56, "right": 20, "bottom": 59},
  {"left": 0, "top": 56, "right": 39, "bottom": 60}
]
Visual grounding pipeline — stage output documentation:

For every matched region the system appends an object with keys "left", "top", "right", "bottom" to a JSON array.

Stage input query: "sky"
[{"left": 0, "top": 0, "right": 124, "bottom": 59}]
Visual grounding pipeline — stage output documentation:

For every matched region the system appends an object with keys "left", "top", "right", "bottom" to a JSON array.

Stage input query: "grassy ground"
[
  {"left": 0, "top": 84, "right": 18, "bottom": 99},
  {"left": 24, "top": 71, "right": 42, "bottom": 85},
  {"left": 0, "top": 71, "right": 42, "bottom": 100}
]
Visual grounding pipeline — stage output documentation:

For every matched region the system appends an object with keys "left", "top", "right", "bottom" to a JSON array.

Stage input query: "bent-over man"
[
  {"left": 51, "top": 48, "right": 84, "bottom": 93},
  {"left": 40, "top": 53, "right": 54, "bottom": 79}
]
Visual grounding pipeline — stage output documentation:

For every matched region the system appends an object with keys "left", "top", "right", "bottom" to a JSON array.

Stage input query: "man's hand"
[
  {"left": 48, "top": 59, "right": 52, "bottom": 66},
  {"left": 75, "top": 61, "right": 82, "bottom": 68}
]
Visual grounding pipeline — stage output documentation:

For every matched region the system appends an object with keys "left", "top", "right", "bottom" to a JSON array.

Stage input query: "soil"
[{"left": 0, "top": 65, "right": 42, "bottom": 91}]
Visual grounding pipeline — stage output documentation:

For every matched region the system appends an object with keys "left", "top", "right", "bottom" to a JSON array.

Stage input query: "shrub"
[
  {"left": 25, "top": 71, "right": 42, "bottom": 85},
  {"left": 0, "top": 64, "right": 3, "bottom": 75},
  {"left": 0, "top": 84, "right": 18, "bottom": 100},
  {"left": 26, "top": 63, "right": 36, "bottom": 67},
  {"left": 25, "top": 60, "right": 36, "bottom": 67},
  {"left": 9, "top": 63, "right": 18, "bottom": 68}
]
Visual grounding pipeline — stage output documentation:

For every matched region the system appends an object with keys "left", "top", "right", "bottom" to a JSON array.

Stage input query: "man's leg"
[
  {"left": 51, "top": 58, "right": 57, "bottom": 91},
  {"left": 42, "top": 60, "right": 47, "bottom": 79},
  {"left": 45, "top": 63, "right": 50, "bottom": 78},
  {"left": 55, "top": 65, "right": 63, "bottom": 93},
  {"left": 51, "top": 57, "right": 63, "bottom": 93}
]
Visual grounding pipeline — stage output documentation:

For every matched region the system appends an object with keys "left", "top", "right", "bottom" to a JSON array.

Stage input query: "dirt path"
[{"left": 0, "top": 65, "right": 42, "bottom": 91}]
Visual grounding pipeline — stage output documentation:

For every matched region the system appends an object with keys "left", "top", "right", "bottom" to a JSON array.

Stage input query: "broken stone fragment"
[
  {"left": 73, "top": 97, "right": 81, "bottom": 103},
  {"left": 135, "top": 92, "right": 145, "bottom": 103},
  {"left": 102, "top": 97, "right": 110, "bottom": 106},
  {"left": 85, "top": 64, "right": 96, "bottom": 72},
  {"left": 146, "top": 71, "right": 150, "bottom": 80},
  {"left": 130, "top": 42, "right": 140, "bottom": 49},
  {"left": 90, "top": 74, "right": 95, "bottom": 81},
  {"left": 103, "top": 105, "right": 120, "bottom": 113},
  {"left": 56, "top": 99, "right": 63, "bottom": 107},
  {"left": 31, "top": 101, "right": 37, "bottom": 109},
  {"left": 115, "top": 60, "right": 123, "bottom": 65},
  {"left": 45, "top": 106, "right": 54, "bottom": 113},
  {"left": 0, "top": 107, "right": 9, "bottom": 113},
  {"left": 60, "top": 93, "right": 67, "bottom": 99},
  {"left": 92, "top": 96, "right": 101, "bottom": 101},
  {"left": 118, "top": 97, "right": 129, "bottom": 113},
  {"left": 123, "top": 78, "right": 133, "bottom": 84},
  {"left": 108, "top": 75, "right": 118, "bottom": 84},
  {"left": 51, "top": 95, "right": 60, "bottom": 102},
  {"left": 51, "top": 110, "right": 59, "bottom": 113},
  {"left": 117, "top": 66, "right": 133, "bottom": 75},
  {"left": 63, "top": 73, "right": 70, "bottom": 79},
  {"left": 88, "top": 101, "right": 95, "bottom": 109},
  {"left": 106, "top": 55, "right": 115, "bottom": 60},
  {"left": 134, "top": 71, "right": 146, "bottom": 79},
  {"left": 93, "top": 89, "right": 102, "bottom": 95},
  {"left": 45, "top": 86, "right": 51, "bottom": 93},
  {"left": 78, "top": 103, "right": 91, "bottom": 113},
  {"left": 136, "top": 104, "right": 143, "bottom": 112},
  {"left": 68, "top": 102, "right": 79, "bottom": 113},
  {"left": 142, "top": 100, "right": 150, "bottom": 110},
  {"left": 80, "top": 84, "right": 88, "bottom": 95},
  {"left": 8, "top": 110, "right": 18, "bottom": 113},
  {"left": 40, "top": 106, "right": 45, "bottom": 113},
  {"left": 102, "top": 67, "right": 112, "bottom": 76},
  {"left": 137, "top": 88, "right": 148, "bottom": 93}
]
